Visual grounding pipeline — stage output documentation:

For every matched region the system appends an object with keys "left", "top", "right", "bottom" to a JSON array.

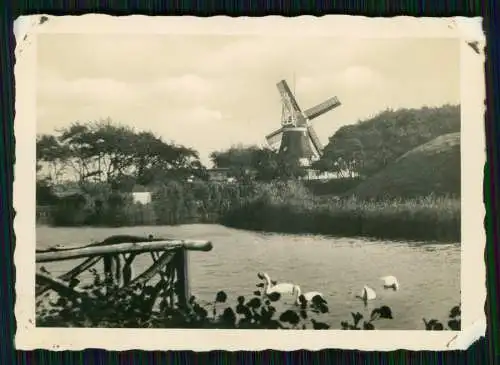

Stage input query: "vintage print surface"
[{"left": 14, "top": 15, "right": 486, "bottom": 351}]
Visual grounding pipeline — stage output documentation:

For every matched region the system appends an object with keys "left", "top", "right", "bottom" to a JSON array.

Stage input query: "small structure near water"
[
  {"left": 131, "top": 184, "right": 152, "bottom": 205},
  {"left": 206, "top": 168, "right": 234, "bottom": 182}
]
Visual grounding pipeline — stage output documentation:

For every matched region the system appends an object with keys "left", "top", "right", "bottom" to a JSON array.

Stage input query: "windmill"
[{"left": 265, "top": 79, "right": 341, "bottom": 166}]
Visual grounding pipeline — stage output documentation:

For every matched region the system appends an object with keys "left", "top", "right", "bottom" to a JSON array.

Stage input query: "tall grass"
[
  {"left": 220, "top": 181, "right": 461, "bottom": 242},
  {"left": 47, "top": 179, "right": 460, "bottom": 242}
]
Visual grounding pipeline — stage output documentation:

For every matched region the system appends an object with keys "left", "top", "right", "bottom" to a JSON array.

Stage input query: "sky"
[{"left": 37, "top": 34, "right": 460, "bottom": 167}]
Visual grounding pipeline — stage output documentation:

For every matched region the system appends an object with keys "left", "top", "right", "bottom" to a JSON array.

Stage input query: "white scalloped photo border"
[{"left": 13, "top": 14, "right": 486, "bottom": 351}]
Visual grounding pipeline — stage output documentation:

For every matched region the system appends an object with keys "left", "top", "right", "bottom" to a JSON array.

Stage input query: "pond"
[{"left": 36, "top": 223, "right": 461, "bottom": 329}]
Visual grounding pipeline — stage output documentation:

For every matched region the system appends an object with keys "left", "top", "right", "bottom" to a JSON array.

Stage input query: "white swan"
[
  {"left": 257, "top": 272, "right": 296, "bottom": 295},
  {"left": 381, "top": 276, "right": 399, "bottom": 291},
  {"left": 356, "top": 285, "right": 377, "bottom": 302},
  {"left": 293, "top": 285, "right": 326, "bottom": 305}
]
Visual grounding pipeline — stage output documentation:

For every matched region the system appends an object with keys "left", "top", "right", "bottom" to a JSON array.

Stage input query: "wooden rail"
[
  {"left": 36, "top": 239, "right": 213, "bottom": 262},
  {"left": 35, "top": 235, "right": 213, "bottom": 312}
]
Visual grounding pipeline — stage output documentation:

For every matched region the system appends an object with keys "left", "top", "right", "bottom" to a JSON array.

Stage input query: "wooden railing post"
[{"left": 176, "top": 248, "right": 191, "bottom": 308}]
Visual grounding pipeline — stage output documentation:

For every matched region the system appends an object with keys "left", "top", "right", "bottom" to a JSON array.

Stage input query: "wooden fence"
[{"left": 35, "top": 235, "right": 213, "bottom": 311}]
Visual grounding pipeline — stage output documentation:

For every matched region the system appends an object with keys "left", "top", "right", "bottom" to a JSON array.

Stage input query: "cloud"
[
  {"left": 171, "top": 106, "right": 224, "bottom": 125},
  {"left": 156, "top": 74, "right": 213, "bottom": 97},
  {"left": 37, "top": 71, "right": 140, "bottom": 105},
  {"left": 38, "top": 70, "right": 216, "bottom": 110},
  {"left": 197, "top": 37, "right": 296, "bottom": 76},
  {"left": 295, "top": 76, "right": 315, "bottom": 93},
  {"left": 36, "top": 34, "right": 460, "bottom": 165},
  {"left": 337, "top": 66, "right": 385, "bottom": 90}
]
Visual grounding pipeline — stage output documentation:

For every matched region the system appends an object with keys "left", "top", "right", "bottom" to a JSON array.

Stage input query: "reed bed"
[
  {"left": 221, "top": 181, "right": 460, "bottom": 243},
  {"left": 44, "top": 179, "right": 460, "bottom": 242}
]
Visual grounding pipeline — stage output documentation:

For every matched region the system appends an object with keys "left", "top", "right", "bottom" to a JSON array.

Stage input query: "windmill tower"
[{"left": 265, "top": 79, "right": 341, "bottom": 166}]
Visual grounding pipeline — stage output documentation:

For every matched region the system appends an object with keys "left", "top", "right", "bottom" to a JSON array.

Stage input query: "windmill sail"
[
  {"left": 304, "top": 96, "right": 341, "bottom": 120},
  {"left": 277, "top": 80, "right": 307, "bottom": 126},
  {"left": 265, "top": 127, "right": 284, "bottom": 148},
  {"left": 266, "top": 78, "right": 341, "bottom": 166},
  {"left": 306, "top": 125, "right": 323, "bottom": 158},
  {"left": 277, "top": 80, "right": 302, "bottom": 113}
]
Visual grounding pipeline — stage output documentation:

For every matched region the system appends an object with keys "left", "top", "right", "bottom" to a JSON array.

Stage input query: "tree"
[
  {"left": 210, "top": 145, "right": 307, "bottom": 182},
  {"left": 210, "top": 144, "right": 259, "bottom": 180},
  {"left": 131, "top": 131, "right": 204, "bottom": 186},
  {"left": 37, "top": 119, "right": 205, "bottom": 188},
  {"left": 251, "top": 147, "right": 280, "bottom": 181},
  {"left": 56, "top": 120, "right": 139, "bottom": 184},
  {"left": 318, "top": 138, "right": 364, "bottom": 178},
  {"left": 36, "top": 134, "right": 69, "bottom": 183}
]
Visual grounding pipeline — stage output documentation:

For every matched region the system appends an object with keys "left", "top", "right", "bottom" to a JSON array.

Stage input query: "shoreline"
[
  {"left": 37, "top": 212, "right": 460, "bottom": 244},
  {"left": 219, "top": 195, "right": 461, "bottom": 243},
  {"left": 37, "top": 182, "right": 461, "bottom": 243}
]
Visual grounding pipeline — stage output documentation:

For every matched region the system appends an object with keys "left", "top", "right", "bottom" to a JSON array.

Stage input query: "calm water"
[{"left": 36, "top": 224, "right": 460, "bottom": 330}]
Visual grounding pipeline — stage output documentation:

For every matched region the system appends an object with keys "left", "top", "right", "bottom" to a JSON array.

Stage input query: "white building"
[{"left": 131, "top": 185, "right": 152, "bottom": 205}]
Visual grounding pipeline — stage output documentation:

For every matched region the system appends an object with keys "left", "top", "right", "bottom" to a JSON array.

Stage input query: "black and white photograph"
[{"left": 14, "top": 15, "right": 485, "bottom": 351}]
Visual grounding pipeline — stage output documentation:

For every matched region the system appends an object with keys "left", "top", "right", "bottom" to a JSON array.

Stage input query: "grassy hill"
[
  {"left": 346, "top": 132, "right": 460, "bottom": 200},
  {"left": 318, "top": 104, "right": 460, "bottom": 178}
]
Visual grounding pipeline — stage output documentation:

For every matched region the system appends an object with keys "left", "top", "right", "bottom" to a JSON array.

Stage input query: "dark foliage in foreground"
[
  {"left": 341, "top": 306, "right": 393, "bottom": 330},
  {"left": 423, "top": 304, "right": 461, "bottom": 331},
  {"left": 36, "top": 270, "right": 335, "bottom": 329},
  {"left": 36, "top": 268, "right": 460, "bottom": 331}
]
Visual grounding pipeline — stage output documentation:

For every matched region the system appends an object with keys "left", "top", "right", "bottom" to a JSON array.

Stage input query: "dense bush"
[
  {"left": 50, "top": 183, "right": 145, "bottom": 227},
  {"left": 50, "top": 194, "right": 88, "bottom": 226},
  {"left": 36, "top": 179, "right": 59, "bottom": 206},
  {"left": 47, "top": 180, "right": 259, "bottom": 227}
]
